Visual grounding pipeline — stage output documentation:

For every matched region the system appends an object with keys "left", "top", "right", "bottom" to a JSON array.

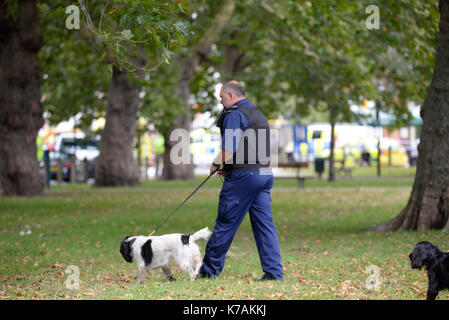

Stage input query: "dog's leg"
[
  {"left": 192, "top": 255, "right": 202, "bottom": 281},
  {"left": 427, "top": 286, "right": 439, "bottom": 300},
  {"left": 179, "top": 260, "right": 196, "bottom": 281},
  {"left": 187, "top": 267, "right": 196, "bottom": 281},
  {"left": 187, "top": 259, "right": 201, "bottom": 281},
  {"left": 161, "top": 266, "right": 176, "bottom": 282},
  {"left": 191, "top": 264, "right": 201, "bottom": 281},
  {"left": 427, "top": 272, "right": 439, "bottom": 300},
  {"left": 137, "top": 266, "right": 146, "bottom": 284}
]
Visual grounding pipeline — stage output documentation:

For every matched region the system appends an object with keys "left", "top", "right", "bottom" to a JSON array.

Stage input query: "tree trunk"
[
  {"left": 161, "top": 119, "right": 195, "bottom": 180},
  {"left": 0, "top": 0, "right": 44, "bottom": 196},
  {"left": 94, "top": 67, "right": 140, "bottom": 186},
  {"left": 368, "top": 0, "right": 449, "bottom": 232},
  {"left": 161, "top": 0, "right": 236, "bottom": 180},
  {"left": 220, "top": 29, "right": 249, "bottom": 80},
  {"left": 161, "top": 56, "right": 197, "bottom": 180}
]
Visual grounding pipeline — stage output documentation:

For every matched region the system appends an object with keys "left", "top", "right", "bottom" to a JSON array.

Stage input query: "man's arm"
[
  {"left": 210, "top": 109, "right": 246, "bottom": 175},
  {"left": 215, "top": 149, "right": 234, "bottom": 164},
  {"left": 210, "top": 149, "right": 234, "bottom": 175}
]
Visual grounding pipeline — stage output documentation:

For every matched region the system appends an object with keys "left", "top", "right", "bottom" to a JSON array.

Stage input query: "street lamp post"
[{"left": 376, "top": 100, "right": 381, "bottom": 177}]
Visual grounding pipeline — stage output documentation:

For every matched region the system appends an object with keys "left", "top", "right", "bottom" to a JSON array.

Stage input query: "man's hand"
[
  {"left": 210, "top": 164, "right": 218, "bottom": 175},
  {"left": 211, "top": 149, "right": 233, "bottom": 176},
  {"left": 210, "top": 163, "right": 225, "bottom": 176}
]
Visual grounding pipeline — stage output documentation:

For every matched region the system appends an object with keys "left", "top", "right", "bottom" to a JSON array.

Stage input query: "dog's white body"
[{"left": 120, "top": 227, "right": 212, "bottom": 283}]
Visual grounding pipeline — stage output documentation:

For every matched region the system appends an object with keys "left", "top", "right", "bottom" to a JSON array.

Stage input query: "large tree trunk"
[
  {"left": 0, "top": 0, "right": 44, "bottom": 196},
  {"left": 161, "top": 56, "right": 197, "bottom": 180},
  {"left": 94, "top": 67, "right": 140, "bottom": 186},
  {"left": 368, "top": 0, "right": 449, "bottom": 232},
  {"left": 161, "top": 0, "right": 236, "bottom": 180},
  {"left": 220, "top": 29, "right": 250, "bottom": 81}
]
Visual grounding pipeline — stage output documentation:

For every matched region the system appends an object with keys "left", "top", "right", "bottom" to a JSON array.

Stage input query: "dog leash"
[{"left": 149, "top": 172, "right": 216, "bottom": 236}]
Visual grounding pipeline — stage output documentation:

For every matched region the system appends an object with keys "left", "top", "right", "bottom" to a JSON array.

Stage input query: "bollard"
[
  {"left": 69, "top": 154, "right": 76, "bottom": 183},
  {"left": 83, "top": 158, "right": 88, "bottom": 183},
  {"left": 145, "top": 156, "right": 149, "bottom": 180},
  {"left": 57, "top": 158, "right": 63, "bottom": 184},
  {"left": 388, "top": 146, "right": 392, "bottom": 167},
  {"left": 44, "top": 150, "right": 50, "bottom": 190},
  {"left": 314, "top": 157, "right": 325, "bottom": 179}
]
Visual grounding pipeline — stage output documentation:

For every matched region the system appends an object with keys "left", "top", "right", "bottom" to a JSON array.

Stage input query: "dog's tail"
[{"left": 191, "top": 227, "right": 212, "bottom": 242}]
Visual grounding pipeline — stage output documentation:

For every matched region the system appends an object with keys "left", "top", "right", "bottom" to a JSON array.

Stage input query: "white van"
[{"left": 53, "top": 133, "right": 100, "bottom": 161}]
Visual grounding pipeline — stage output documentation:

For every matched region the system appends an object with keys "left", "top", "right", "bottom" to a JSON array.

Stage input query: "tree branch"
[{"left": 193, "top": 0, "right": 237, "bottom": 57}]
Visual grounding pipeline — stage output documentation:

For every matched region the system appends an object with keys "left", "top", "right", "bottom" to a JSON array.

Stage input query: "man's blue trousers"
[{"left": 200, "top": 170, "right": 283, "bottom": 280}]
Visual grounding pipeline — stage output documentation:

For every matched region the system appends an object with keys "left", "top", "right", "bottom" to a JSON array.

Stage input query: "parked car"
[
  {"left": 48, "top": 151, "right": 72, "bottom": 181},
  {"left": 366, "top": 139, "right": 409, "bottom": 167},
  {"left": 379, "top": 147, "right": 409, "bottom": 167},
  {"left": 39, "top": 151, "right": 71, "bottom": 181},
  {"left": 54, "top": 133, "right": 100, "bottom": 162},
  {"left": 48, "top": 133, "right": 100, "bottom": 181},
  {"left": 405, "top": 139, "right": 419, "bottom": 166}
]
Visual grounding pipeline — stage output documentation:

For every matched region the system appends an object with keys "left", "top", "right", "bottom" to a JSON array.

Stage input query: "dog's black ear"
[
  {"left": 421, "top": 242, "right": 442, "bottom": 265},
  {"left": 429, "top": 243, "right": 442, "bottom": 256},
  {"left": 410, "top": 244, "right": 424, "bottom": 270},
  {"left": 181, "top": 234, "right": 190, "bottom": 245},
  {"left": 411, "top": 241, "right": 443, "bottom": 270},
  {"left": 141, "top": 239, "right": 153, "bottom": 266},
  {"left": 120, "top": 237, "right": 135, "bottom": 263}
]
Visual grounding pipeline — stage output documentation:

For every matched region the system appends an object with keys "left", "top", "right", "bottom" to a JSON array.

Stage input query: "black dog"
[{"left": 409, "top": 241, "right": 449, "bottom": 300}]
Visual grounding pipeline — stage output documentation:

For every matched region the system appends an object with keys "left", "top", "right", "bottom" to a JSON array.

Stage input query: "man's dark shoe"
[
  {"left": 196, "top": 271, "right": 213, "bottom": 280},
  {"left": 256, "top": 274, "right": 282, "bottom": 282}
]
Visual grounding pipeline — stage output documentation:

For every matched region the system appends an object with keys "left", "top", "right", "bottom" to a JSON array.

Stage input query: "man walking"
[{"left": 199, "top": 80, "right": 283, "bottom": 281}]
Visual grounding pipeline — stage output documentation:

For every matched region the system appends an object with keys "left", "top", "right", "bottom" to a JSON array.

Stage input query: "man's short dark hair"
[{"left": 222, "top": 81, "right": 246, "bottom": 97}]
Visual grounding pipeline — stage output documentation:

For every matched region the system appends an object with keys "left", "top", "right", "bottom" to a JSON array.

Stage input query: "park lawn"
[{"left": 0, "top": 175, "right": 446, "bottom": 300}]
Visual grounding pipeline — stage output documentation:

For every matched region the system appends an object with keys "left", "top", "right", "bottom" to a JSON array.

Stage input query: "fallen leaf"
[{"left": 83, "top": 292, "right": 96, "bottom": 296}]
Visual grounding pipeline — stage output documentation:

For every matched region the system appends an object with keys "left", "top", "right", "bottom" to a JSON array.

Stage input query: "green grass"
[
  {"left": 0, "top": 172, "right": 444, "bottom": 300},
  {"left": 287, "top": 164, "right": 416, "bottom": 178}
]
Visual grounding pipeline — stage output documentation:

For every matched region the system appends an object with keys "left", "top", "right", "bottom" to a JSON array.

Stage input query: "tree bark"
[
  {"left": 0, "top": 0, "right": 44, "bottom": 196},
  {"left": 161, "top": 0, "right": 236, "bottom": 180},
  {"left": 368, "top": 0, "right": 449, "bottom": 232},
  {"left": 220, "top": 30, "right": 249, "bottom": 80},
  {"left": 161, "top": 55, "right": 197, "bottom": 180},
  {"left": 94, "top": 67, "right": 140, "bottom": 186}
]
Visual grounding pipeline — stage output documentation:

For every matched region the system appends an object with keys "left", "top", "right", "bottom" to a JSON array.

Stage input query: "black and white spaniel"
[{"left": 120, "top": 227, "right": 211, "bottom": 283}]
